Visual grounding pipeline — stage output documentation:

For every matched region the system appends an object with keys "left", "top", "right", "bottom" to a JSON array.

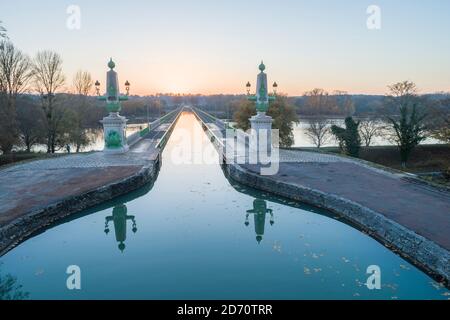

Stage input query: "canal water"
[{"left": 0, "top": 113, "right": 448, "bottom": 300}]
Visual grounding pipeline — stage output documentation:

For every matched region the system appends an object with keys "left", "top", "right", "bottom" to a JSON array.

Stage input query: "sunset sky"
[{"left": 1, "top": 0, "right": 450, "bottom": 96}]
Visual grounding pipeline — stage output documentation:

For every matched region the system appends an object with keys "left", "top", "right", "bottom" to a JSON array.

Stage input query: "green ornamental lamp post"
[
  {"left": 97, "top": 58, "right": 131, "bottom": 154},
  {"left": 246, "top": 61, "right": 277, "bottom": 155}
]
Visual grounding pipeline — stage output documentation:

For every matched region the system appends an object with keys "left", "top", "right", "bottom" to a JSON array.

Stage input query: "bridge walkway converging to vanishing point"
[
  {"left": 2, "top": 111, "right": 448, "bottom": 299},
  {"left": 0, "top": 107, "right": 449, "bottom": 282}
]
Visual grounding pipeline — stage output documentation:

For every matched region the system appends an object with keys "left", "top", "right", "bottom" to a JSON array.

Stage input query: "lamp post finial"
[
  {"left": 259, "top": 61, "right": 266, "bottom": 72},
  {"left": 108, "top": 58, "right": 115, "bottom": 70}
]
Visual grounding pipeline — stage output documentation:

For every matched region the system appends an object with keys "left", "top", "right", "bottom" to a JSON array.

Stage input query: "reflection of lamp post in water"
[
  {"left": 245, "top": 199, "right": 274, "bottom": 244},
  {"left": 104, "top": 204, "right": 137, "bottom": 252}
]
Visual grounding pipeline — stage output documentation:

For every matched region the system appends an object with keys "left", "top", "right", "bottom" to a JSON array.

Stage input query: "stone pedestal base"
[
  {"left": 250, "top": 112, "right": 273, "bottom": 156},
  {"left": 101, "top": 113, "right": 129, "bottom": 154}
]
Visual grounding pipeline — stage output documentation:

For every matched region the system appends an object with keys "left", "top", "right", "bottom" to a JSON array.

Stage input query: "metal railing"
[
  {"left": 156, "top": 107, "right": 185, "bottom": 150},
  {"left": 193, "top": 107, "right": 234, "bottom": 130},
  {"left": 127, "top": 107, "right": 183, "bottom": 147}
]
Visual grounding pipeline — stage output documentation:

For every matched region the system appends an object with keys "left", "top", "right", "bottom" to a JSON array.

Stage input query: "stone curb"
[{"left": 223, "top": 162, "right": 450, "bottom": 286}]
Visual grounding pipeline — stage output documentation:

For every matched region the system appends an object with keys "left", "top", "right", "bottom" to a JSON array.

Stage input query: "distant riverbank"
[{"left": 292, "top": 119, "right": 442, "bottom": 148}]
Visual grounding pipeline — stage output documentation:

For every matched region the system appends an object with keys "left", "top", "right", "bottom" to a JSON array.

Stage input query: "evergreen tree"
[{"left": 331, "top": 117, "right": 361, "bottom": 157}]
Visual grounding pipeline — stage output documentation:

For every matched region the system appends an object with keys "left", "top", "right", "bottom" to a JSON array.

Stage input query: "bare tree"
[
  {"left": 333, "top": 90, "right": 355, "bottom": 116},
  {"left": 73, "top": 70, "right": 93, "bottom": 96},
  {"left": 305, "top": 118, "right": 331, "bottom": 148},
  {"left": 32, "top": 51, "right": 66, "bottom": 153},
  {"left": 302, "top": 89, "right": 353, "bottom": 116},
  {"left": 303, "top": 89, "right": 332, "bottom": 115},
  {"left": 428, "top": 97, "right": 450, "bottom": 144},
  {"left": 0, "top": 21, "right": 6, "bottom": 39},
  {"left": 0, "top": 40, "right": 32, "bottom": 153},
  {"left": 16, "top": 96, "right": 46, "bottom": 152},
  {"left": 359, "top": 118, "right": 382, "bottom": 147},
  {"left": 388, "top": 81, "right": 417, "bottom": 98},
  {"left": 70, "top": 70, "right": 94, "bottom": 152}
]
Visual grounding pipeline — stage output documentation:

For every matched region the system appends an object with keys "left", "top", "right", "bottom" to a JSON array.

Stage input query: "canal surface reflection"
[{"left": 0, "top": 113, "right": 448, "bottom": 300}]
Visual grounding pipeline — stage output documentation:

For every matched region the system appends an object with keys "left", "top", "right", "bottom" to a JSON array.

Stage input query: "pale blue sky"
[{"left": 1, "top": 0, "right": 450, "bottom": 95}]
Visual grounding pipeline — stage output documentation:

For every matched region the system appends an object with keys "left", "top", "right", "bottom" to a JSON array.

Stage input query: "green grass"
[
  {"left": 357, "top": 144, "right": 450, "bottom": 174},
  {"left": 420, "top": 174, "right": 450, "bottom": 188}
]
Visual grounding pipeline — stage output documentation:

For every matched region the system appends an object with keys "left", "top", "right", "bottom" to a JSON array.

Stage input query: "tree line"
[
  {"left": 231, "top": 81, "right": 449, "bottom": 167},
  {"left": 0, "top": 24, "right": 107, "bottom": 154},
  {"left": 303, "top": 81, "right": 450, "bottom": 167},
  {"left": 0, "top": 24, "right": 169, "bottom": 155}
]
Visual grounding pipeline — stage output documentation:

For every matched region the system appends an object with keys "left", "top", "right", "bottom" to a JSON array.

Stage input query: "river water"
[
  {"left": 0, "top": 113, "right": 448, "bottom": 300},
  {"left": 291, "top": 120, "right": 441, "bottom": 148}
]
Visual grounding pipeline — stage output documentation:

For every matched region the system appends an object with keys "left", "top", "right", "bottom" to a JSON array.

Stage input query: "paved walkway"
[{"left": 0, "top": 121, "right": 173, "bottom": 229}]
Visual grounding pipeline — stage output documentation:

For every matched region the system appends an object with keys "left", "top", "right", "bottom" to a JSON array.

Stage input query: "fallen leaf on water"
[
  {"left": 399, "top": 264, "right": 410, "bottom": 270},
  {"left": 35, "top": 269, "right": 45, "bottom": 276},
  {"left": 430, "top": 282, "right": 444, "bottom": 291}
]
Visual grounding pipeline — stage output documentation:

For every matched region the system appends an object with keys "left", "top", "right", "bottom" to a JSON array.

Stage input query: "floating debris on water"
[
  {"left": 430, "top": 282, "right": 444, "bottom": 291},
  {"left": 399, "top": 264, "right": 410, "bottom": 270},
  {"left": 35, "top": 269, "right": 45, "bottom": 276},
  {"left": 383, "top": 283, "right": 398, "bottom": 291}
]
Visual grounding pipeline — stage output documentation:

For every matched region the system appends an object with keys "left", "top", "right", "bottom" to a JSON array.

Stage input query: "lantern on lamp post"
[
  {"left": 125, "top": 80, "right": 131, "bottom": 96},
  {"left": 246, "top": 81, "right": 251, "bottom": 95},
  {"left": 273, "top": 82, "right": 278, "bottom": 95},
  {"left": 95, "top": 80, "right": 101, "bottom": 96}
]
